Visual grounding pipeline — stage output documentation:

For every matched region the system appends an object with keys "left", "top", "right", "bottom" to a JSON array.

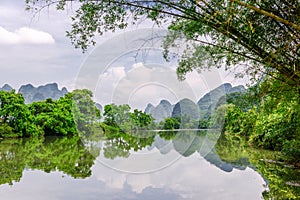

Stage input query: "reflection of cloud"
[
  {"left": 0, "top": 26, "right": 55, "bottom": 45},
  {"left": 0, "top": 169, "right": 180, "bottom": 200},
  {"left": 92, "top": 152, "right": 265, "bottom": 199},
  {"left": 132, "top": 62, "right": 144, "bottom": 68}
]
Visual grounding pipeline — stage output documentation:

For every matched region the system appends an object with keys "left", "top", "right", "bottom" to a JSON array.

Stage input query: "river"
[{"left": 0, "top": 130, "right": 299, "bottom": 199}]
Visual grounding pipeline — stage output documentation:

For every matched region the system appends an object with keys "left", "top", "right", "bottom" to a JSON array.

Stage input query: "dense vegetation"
[
  {"left": 0, "top": 89, "right": 153, "bottom": 138},
  {"left": 216, "top": 80, "right": 300, "bottom": 164},
  {"left": 0, "top": 89, "right": 96, "bottom": 137},
  {"left": 103, "top": 103, "right": 154, "bottom": 133}
]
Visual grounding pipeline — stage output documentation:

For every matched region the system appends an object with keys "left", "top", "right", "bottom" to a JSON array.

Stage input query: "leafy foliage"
[
  {"left": 130, "top": 109, "right": 154, "bottom": 129},
  {"left": 0, "top": 89, "right": 101, "bottom": 138},
  {"left": 26, "top": 0, "right": 300, "bottom": 89},
  {"left": 103, "top": 103, "right": 154, "bottom": 132},
  {"left": 65, "top": 89, "right": 101, "bottom": 135},
  {"left": 218, "top": 80, "right": 300, "bottom": 163},
  {"left": 29, "top": 98, "right": 77, "bottom": 136},
  {"left": 162, "top": 117, "right": 181, "bottom": 130},
  {"left": 0, "top": 90, "right": 41, "bottom": 137}
]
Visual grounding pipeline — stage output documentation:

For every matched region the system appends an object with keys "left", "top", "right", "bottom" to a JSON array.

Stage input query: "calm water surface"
[{"left": 0, "top": 130, "right": 299, "bottom": 199}]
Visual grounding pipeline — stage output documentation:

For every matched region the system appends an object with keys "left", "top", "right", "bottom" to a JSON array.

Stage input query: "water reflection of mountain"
[
  {"left": 147, "top": 135, "right": 173, "bottom": 155},
  {"left": 0, "top": 131, "right": 250, "bottom": 186},
  {"left": 150, "top": 130, "right": 250, "bottom": 173}
]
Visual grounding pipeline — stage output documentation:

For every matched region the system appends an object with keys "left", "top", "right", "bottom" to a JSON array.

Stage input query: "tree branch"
[{"left": 230, "top": 0, "right": 300, "bottom": 31}]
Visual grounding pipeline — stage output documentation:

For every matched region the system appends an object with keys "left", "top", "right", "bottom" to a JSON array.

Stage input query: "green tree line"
[
  {"left": 0, "top": 89, "right": 154, "bottom": 138},
  {"left": 213, "top": 80, "right": 300, "bottom": 164}
]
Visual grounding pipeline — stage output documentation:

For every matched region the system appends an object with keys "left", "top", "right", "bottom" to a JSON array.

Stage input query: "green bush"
[
  {"left": 0, "top": 124, "right": 18, "bottom": 138},
  {"left": 250, "top": 100, "right": 300, "bottom": 151},
  {"left": 282, "top": 139, "right": 300, "bottom": 163}
]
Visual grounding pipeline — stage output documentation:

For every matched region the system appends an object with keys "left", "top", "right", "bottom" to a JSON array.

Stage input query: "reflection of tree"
[
  {"left": 103, "top": 139, "right": 130, "bottom": 159},
  {"left": 0, "top": 137, "right": 98, "bottom": 185},
  {"left": 166, "top": 130, "right": 239, "bottom": 172},
  {"left": 250, "top": 151, "right": 300, "bottom": 199},
  {"left": 215, "top": 135, "right": 250, "bottom": 169},
  {"left": 103, "top": 131, "right": 155, "bottom": 159},
  {"left": 158, "top": 130, "right": 248, "bottom": 172},
  {"left": 158, "top": 130, "right": 177, "bottom": 141},
  {"left": 0, "top": 139, "right": 25, "bottom": 185},
  {"left": 215, "top": 135, "right": 300, "bottom": 199},
  {"left": 2, "top": 129, "right": 298, "bottom": 199}
]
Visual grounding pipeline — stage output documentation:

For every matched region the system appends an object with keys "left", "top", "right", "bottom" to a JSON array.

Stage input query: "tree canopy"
[
  {"left": 103, "top": 103, "right": 154, "bottom": 132},
  {"left": 0, "top": 89, "right": 100, "bottom": 138},
  {"left": 26, "top": 0, "right": 300, "bottom": 88}
]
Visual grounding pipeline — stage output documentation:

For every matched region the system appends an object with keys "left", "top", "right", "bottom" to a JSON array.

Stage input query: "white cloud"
[
  {"left": 94, "top": 63, "right": 200, "bottom": 110},
  {"left": 132, "top": 62, "right": 144, "bottom": 68},
  {"left": 0, "top": 26, "right": 55, "bottom": 45}
]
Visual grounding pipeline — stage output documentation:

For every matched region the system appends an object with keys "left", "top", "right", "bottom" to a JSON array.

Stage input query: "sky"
[{"left": 0, "top": 0, "right": 248, "bottom": 110}]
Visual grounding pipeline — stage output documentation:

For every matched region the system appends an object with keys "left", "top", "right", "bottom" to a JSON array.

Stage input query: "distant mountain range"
[
  {"left": 0, "top": 83, "right": 105, "bottom": 112},
  {"left": 1, "top": 82, "right": 245, "bottom": 119},
  {"left": 145, "top": 100, "right": 173, "bottom": 122},
  {"left": 145, "top": 83, "right": 246, "bottom": 122},
  {"left": 19, "top": 83, "right": 69, "bottom": 104},
  {"left": 0, "top": 84, "right": 13, "bottom": 92},
  {"left": 197, "top": 83, "right": 245, "bottom": 119},
  {"left": 0, "top": 83, "right": 68, "bottom": 104},
  {"left": 172, "top": 98, "right": 200, "bottom": 120}
]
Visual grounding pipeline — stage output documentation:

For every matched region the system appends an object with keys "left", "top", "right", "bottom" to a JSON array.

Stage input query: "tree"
[
  {"left": 26, "top": 0, "right": 299, "bottom": 89},
  {"left": 65, "top": 89, "right": 101, "bottom": 134},
  {"left": 103, "top": 104, "right": 131, "bottom": 128},
  {"left": 103, "top": 104, "right": 154, "bottom": 133},
  {"left": 130, "top": 109, "right": 153, "bottom": 129},
  {"left": 163, "top": 117, "right": 177, "bottom": 130},
  {"left": 0, "top": 90, "right": 41, "bottom": 137},
  {"left": 161, "top": 117, "right": 181, "bottom": 130},
  {"left": 29, "top": 97, "right": 77, "bottom": 136},
  {"left": 103, "top": 103, "right": 133, "bottom": 133}
]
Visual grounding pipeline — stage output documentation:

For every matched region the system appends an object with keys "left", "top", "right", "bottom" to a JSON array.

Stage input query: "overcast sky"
[
  {"left": 0, "top": 0, "right": 248, "bottom": 109},
  {"left": 0, "top": 0, "right": 83, "bottom": 89}
]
